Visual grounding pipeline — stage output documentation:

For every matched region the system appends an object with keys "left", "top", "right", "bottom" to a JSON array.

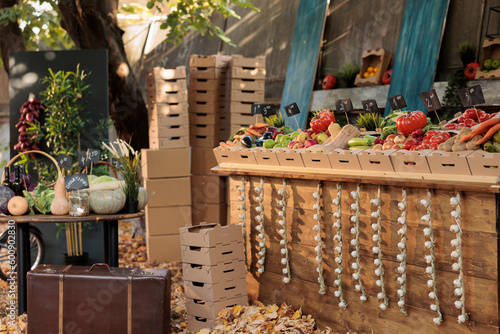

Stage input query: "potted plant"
[{"left": 102, "top": 139, "right": 141, "bottom": 213}]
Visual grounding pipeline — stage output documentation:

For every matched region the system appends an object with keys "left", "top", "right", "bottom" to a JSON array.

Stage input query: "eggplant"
[
  {"left": 255, "top": 138, "right": 265, "bottom": 147},
  {"left": 262, "top": 132, "right": 273, "bottom": 140},
  {"left": 241, "top": 135, "right": 254, "bottom": 148}
]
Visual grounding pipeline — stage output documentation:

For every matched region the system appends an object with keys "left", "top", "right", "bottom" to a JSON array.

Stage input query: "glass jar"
[{"left": 68, "top": 190, "right": 90, "bottom": 217}]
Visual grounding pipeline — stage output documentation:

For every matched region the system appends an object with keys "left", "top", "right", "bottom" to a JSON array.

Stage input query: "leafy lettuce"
[{"left": 23, "top": 184, "right": 55, "bottom": 215}]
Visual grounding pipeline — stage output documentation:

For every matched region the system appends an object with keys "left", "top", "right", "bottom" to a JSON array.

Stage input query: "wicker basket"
[{"left": 1, "top": 150, "right": 62, "bottom": 184}]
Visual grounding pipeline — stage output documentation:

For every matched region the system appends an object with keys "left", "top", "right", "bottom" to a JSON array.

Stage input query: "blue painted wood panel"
[
  {"left": 385, "top": 0, "right": 450, "bottom": 115},
  {"left": 282, "top": 0, "right": 328, "bottom": 129}
]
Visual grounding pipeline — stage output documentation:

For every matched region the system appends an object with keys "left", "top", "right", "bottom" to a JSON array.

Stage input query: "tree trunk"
[
  {"left": 58, "top": 0, "right": 149, "bottom": 150},
  {"left": 0, "top": 0, "right": 26, "bottom": 74}
]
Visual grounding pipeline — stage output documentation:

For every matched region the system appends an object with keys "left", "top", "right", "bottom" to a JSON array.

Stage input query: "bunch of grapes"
[{"left": 14, "top": 94, "right": 43, "bottom": 155}]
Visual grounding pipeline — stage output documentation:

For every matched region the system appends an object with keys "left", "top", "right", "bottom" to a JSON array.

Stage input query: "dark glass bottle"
[
  {"left": 11, "top": 165, "right": 23, "bottom": 196},
  {"left": 1, "top": 166, "right": 11, "bottom": 189}
]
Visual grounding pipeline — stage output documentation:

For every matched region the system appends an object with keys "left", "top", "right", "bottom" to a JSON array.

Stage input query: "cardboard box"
[
  {"left": 148, "top": 102, "right": 189, "bottom": 117},
  {"left": 149, "top": 136, "right": 190, "bottom": 150},
  {"left": 230, "top": 112, "right": 263, "bottom": 125},
  {"left": 190, "top": 78, "right": 227, "bottom": 91},
  {"left": 231, "top": 55, "right": 266, "bottom": 68},
  {"left": 184, "top": 278, "right": 247, "bottom": 302},
  {"left": 229, "top": 89, "right": 265, "bottom": 103},
  {"left": 191, "top": 175, "right": 226, "bottom": 204},
  {"left": 149, "top": 124, "right": 189, "bottom": 138},
  {"left": 230, "top": 66, "right": 266, "bottom": 80},
  {"left": 191, "top": 147, "right": 219, "bottom": 175},
  {"left": 141, "top": 148, "right": 190, "bottom": 179},
  {"left": 189, "top": 54, "right": 232, "bottom": 68},
  {"left": 190, "top": 112, "right": 227, "bottom": 126},
  {"left": 467, "top": 150, "right": 500, "bottom": 176},
  {"left": 186, "top": 295, "right": 248, "bottom": 320},
  {"left": 190, "top": 101, "right": 222, "bottom": 114},
  {"left": 182, "top": 260, "right": 245, "bottom": 284},
  {"left": 426, "top": 151, "right": 473, "bottom": 175},
  {"left": 188, "top": 93, "right": 226, "bottom": 104},
  {"left": 327, "top": 149, "right": 363, "bottom": 170},
  {"left": 180, "top": 241, "right": 244, "bottom": 265},
  {"left": 301, "top": 149, "right": 333, "bottom": 169},
  {"left": 191, "top": 134, "right": 221, "bottom": 148},
  {"left": 475, "top": 38, "right": 500, "bottom": 80},
  {"left": 231, "top": 78, "right": 265, "bottom": 91},
  {"left": 149, "top": 112, "right": 189, "bottom": 127},
  {"left": 189, "top": 124, "right": 221, "bottom": 137},
  {"left": 147, "top": 66, "right": 187, "bottom": 80},
  {"left": 390, "top": 149, "right": 432, "bottom": 174},
  {"left": 229, "top": 101, "right": 253, "bottom": 114},
  {"left": 146, "top": 206, "right": 192, "bottom": 236},
  {"left": 213, "top": 147, "right": 236, "bottom": 165},
  {"left": 191, "top": 203, "right": 227, "bottom": 225},
  {"left": 148, "top": 79, "right": 187, "bottom": 94},
  {"left": 148, "top": 89, "right": 188, "bottom": 104},
  {"left": 354, "top": 49, "right": 392, "bottom": 87},
  {"left": 186, "top": 314, "right": 215, "bottom": 332},
  {"left": 145, "top": 177, "right": 191, "bottom": 207},
  {"left": 147, "top": 234, "right": 182, "bottom": 263},
  {"left": 273, "top": 148, "right": 305, "bottom": 168},
  {"left": 190, "top": 67, "right": 228, "bottom": 79},
  {"left": 252, "top": 148, "right": 280, "bottom": 166},
  {"left": 357, "top": 149, "right": 396, "bottom": 172},
  {"left": 180, "top": 224, "right": 242, "bottom": 248}
]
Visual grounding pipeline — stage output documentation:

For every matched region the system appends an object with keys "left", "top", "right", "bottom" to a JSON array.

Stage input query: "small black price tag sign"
[
  {"left": 361, "top": 99, "right": 379, "bottom": 113},
  {"left": 64, "top": 173, "right": 89, "bottom": 191},
  {"left": 57, "top": 154, "right": 73, "bottom": 170},
  {"left": 419, "top": 89, "right": 442, "bottom": 112},
  {"left": 335, "top": 99, "right": 345, "bottom": 113},
  {"left": 283, "top": 102, "right": 300, "bottom": 117},
  {"left": 458, "top": 85, "right": 486, "bottom": 107},
  {"left": 87, "top": 149, "right": 101, "bottom": 163},
  {"left": 251, "top": 104, "right": 262, "bottom": 115},
  {"left": 78, "top": 152, "right": 91, "bottom": 168},
  {"left": 335, "top": 98, "right": 353, "bottom": 113},
  {"left": 261, "top": 104, "right": 276, "bottom": 118},
  {"left": 388, "top": 94, "right": 407, "bottom": 110}
]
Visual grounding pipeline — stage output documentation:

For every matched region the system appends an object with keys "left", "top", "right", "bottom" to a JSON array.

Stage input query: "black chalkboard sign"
[
  {"left": 87, "top": 149, "right": 101, "bottom": 163},
  {"left": 335, "top": 98, "right": 353, "bottom": 113},
  {"left": 283, "top": 102, "right": 300, "bottom": 117},
  {"left": 335, "top": 99, "right": 344, "bottom": 113},
  {"left": 458, "top": 85, "right": 486, "bottom": 107},
  {"left": 252, "top": 104, "right": 276, "bottom": 118},
  {"left": 388, "top": 94, "right": 407, "bottom": 110},
  {"left": 64, "top": 173, "right": 89, "bottom": 191},
  {"left": 419, "top": 89, "right": 442, "bottom": 112},
  {"left": 57, "top": 154, "right": 73, "bottom": 170},
  {"left": 251, "top": 104, "right": 262, "bottom": 115},
  {"left": 361, "top": 99, "right": 379, "bottom": 114},
  {"left": 78, "top": 152, "right": 91, "bottom": 168}
]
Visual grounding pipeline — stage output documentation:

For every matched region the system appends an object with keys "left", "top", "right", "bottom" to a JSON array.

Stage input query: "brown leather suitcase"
[{"left": 27, "top": 263, "right": 170, "bottom": 334}]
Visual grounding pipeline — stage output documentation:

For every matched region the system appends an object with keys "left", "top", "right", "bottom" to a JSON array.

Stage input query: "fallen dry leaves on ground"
[{"left": 0, "top": 221, "right": 357, "bottom": 334}]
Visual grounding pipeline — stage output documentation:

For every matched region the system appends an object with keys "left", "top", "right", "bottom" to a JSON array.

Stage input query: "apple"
[
  {"left": 280, "top": 135, "right": 291, "bottom": 144},
  {"left": 263, "top": 139, "right": 275, "bottom": 149},
  {"left": 484, "top": 58, "right": 493, "bottom": 70},
  {"left": 287, "top": 140, "right": 297, "bottom": 149},
  {"left": 304, "top": 138, "right": 318, "bottom": 148},
  {"left": 311, "top": 133, "right": 318, "bottom": 140},
  {"left": 281, "top": 139, "right": 291, "bottom": 148},
  {"left": 296, "top": 133, "right": 309, "bottom": 143},
  {"left": 273, "top": 131, "right": 284, "bottom": 140},
  {"left": 492, "top": 59, "right": 500, "bottom": 70},
  {"left": 316, "top": 132, "right": 329, "bottom": 144},
  {"left": 290, "top": 131, "right": 299, "bottom": 139},
  {"left": 293, "top": 142, "right": 305, "bottom": 149},
  {"left": 303, "top": 129, "right": 314, "bottom": 136}
]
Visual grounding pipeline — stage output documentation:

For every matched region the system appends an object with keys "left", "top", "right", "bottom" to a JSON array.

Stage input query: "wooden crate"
[{"left": 226, "top": 175, "right": 500, "bottom": 333}]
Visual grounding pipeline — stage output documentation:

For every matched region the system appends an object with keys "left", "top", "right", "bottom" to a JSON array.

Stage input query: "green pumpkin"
[
  {"left": 89, "top": 188, "right": 126, "bottom": 214},
  {"left": 138, "top": 187, "right": 148, "bottom": 211}
]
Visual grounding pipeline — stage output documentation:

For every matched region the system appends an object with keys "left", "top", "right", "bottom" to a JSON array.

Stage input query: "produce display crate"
[
  {"left": 184, "top": 278, "right": 248, "bottom": 303},
  {"left": 190, "top": 124, "right": 226, "bottom": 137},
  {"left": 326, "top": 148, "right": 363, "bottom": 170},
  {"left": 229, "top": 89, "right": 265, "bottom": 103},
  {"left": 180, "top": 239, "right": 244, "bottom": 265},
  {"left": 148, "top": 79, "right": 187, "bottom": 95},
  {"left": 354, "top": 49, "right": 392, "bottom": 87},
  {"left": 230, "top": 55, "right": 266, "bottom": 80},
  {"left": 301, "top": 149, "right": 333, "bottom": 169},
  {"left": 188, "top": 89, "right": 226, "bottom": 103},
  {"left": 190, "top": 67, "right": 228, "bottom": 80},
  {"left": 190, "top": 78, "right": 228, "bottom": 91},
  {"left": 356, "top": 149, "right": 397, "bottom": 172},
  {"left": 149, "top": 124, "right": 189, "bottom": 138},
  {"left": 146, "top": 66, "right": 187, "bottom": 82},
  {"left": 475, "top": 38, "right": 500, "bottom": 80},
  {"left": 213, "top": 147, "right": 257, "bottom": 166},
  {"left": 191, "top": 175, "right": 227, "bottom": 204},
  {"left": 149, "top": 112, "right": 189, "bottom": 128},
  {"left": 190, "top": 134, "right": 224, "bottom": 148},
  {"left": 180, "top": 224, "right": 243, "bottom": 248},
  {"left": 189, "top": 101, "right": 223, "bottom": 114},
  {"left": 231, "top": 78, "right": 265, "bottom": 91},
  {"left": 190, "top": 55, "right": 232, "bottom": 68},
  {"left": 185, "top": 295, "right": 248, "bottom": 320},
  {"left": 426, "top": 150, "right": 473, "bottom": 175},
  {"left": 189, "top": 112, "right": 227, "bottom": 126},
  {"left": 230, "top": 112, "right": 263, "bottom": 125},
  {"left": 149, "top": 136, "right": 190, "bottom": 150},
  {"left": 467, "top": 150, "right": 500, "bottom": 176},
  {"left": 272, "top": 148, "right": 305, "bottom": 168},
  {"left": 251, "top": 148, "right": 280, "bottom": 166},
  {"left": 390, "top": 149, "right": 432, "bottom": 174},
  {"left": 148, "top": 89, "right": 188, "bottom": 104}
]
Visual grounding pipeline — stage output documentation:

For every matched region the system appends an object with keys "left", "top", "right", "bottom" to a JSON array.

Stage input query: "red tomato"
[
  {"left": 403, "top": 141, "right": 416, "bottom": 150},
  {"left": 479, "top": 113, "right": 491, "bottom": 123},
  {"left": 457, "top": 116, "right": 466, "bottom": 123},
  {"left": 443, "top": 123, "right": 458, "bottom": 130},
  {"left": 463, "top": 108, "right": 479, "bottom": 120},
  {"left": 464, "top": 118, "right": 476, "bottom": 127},
  {"left": 409, "top": 145, "right": 418, "bottom": 151},
  {"left": 322, "top": 75, "right": 337, "bottom": 90},
  {"left": 396, "top": 110, "right": 428, "bottom": 136},
  {"left": 429, "top": 143, "right": 439, "bottom": 150},
  {"left": 419, "top": 142, "right": 430, "bottom": 149},
  {"left": 382, "top": 69, "right": 392, "bottom": 85},
  {"left": 458, "top": 122, "right": 466, "bottom": 128},
  {"left": 310, "top": 110, "right": 335, "bottom": 134},
  {"left": 464, "top": 62, "right": 480, "bottom": 81}
]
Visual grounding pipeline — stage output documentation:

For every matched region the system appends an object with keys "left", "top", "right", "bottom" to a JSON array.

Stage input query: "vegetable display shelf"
[{"left": 212, "top": 163, "right": 500, "bottom": 333}]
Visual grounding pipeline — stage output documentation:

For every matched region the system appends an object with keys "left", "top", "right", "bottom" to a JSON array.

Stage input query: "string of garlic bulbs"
[
  {"left": 396, "top": 187, "right": 408, "bottom": 316},
  {"left": 450, "top": 192, "right": 468, "bottom": 324},
  {"left": 371, "top": 185, "right": 388, "bottom": 310},
  {"left": 237, "top": 176, "right": 249, "bottom": 272},
  {"left": 421, "top": 189, "right": 442, "bottom": 325},
  {"left": 350, "top": 183, "right": 367, "bottom": 302},
  {"left": 278, "top": 179, "right": 291, "bottom": 283},
  {"left": 332, "top": 182, "right": 347, "bottom": 308},
  {"left": 313, "top": 182, "right": 326, "bottom": 294},
  {"left": 255, "top": 177, "right": 266, "bottom": 274}
]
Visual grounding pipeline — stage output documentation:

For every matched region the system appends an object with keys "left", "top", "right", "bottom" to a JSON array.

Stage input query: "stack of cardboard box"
[
  {"left": 189, "top": 55, "right": 231, "bottom": 225},
  {"left": 228, "top": 55, "right": 266, "bottom": 134},
  {"left": 180, "top": 224, "right": 247, "bottom": 331},
  {"left": 143, "top": 66, "right": 192, "bottom": 262}
]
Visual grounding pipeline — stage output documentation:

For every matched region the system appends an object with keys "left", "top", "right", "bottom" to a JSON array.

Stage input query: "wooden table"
[
  {"left": 213, "top": 164, "right": 500, "bottom": 333},
  {"left": 0, "top": 211, "right": 144, "bottom": 315}
]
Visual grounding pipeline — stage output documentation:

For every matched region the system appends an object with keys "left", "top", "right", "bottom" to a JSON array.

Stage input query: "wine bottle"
[
  {"left": 1, "top": 166, "right": 11, "bottom": 189},
  {"left": 11, "top": 165, "right": 23, "bottom": 196}
]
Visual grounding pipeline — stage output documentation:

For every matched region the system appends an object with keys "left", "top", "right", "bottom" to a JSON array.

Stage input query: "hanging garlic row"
[
  {"left": 421, "top": 190, "right": 443, "bottom": 325},
  {"left": 371, "top": 186, "right": 388, "bottom": 310},
  {"left": 396, "top": 188, "right": 408, "bottom": 316},
  {"left": 450, "top": 192, "right": 468, "bottom": 324},
  {"left": 237, "top": 176, "right": 249, "bottom": 272},
  {"left": 350, "top": 184, "right": 367, "bottom": 302},
  {"left": 332, "top": 182, "right": 347, "bottom": 308},
  {"left": 278, "top": 179, "right": 291, "bottom": 283},
  {"left": 313, "top": 183, "right": 326, "bottom": 294},
  {"left": 255, "top": 178, "right": 266, "bottom": 274}
]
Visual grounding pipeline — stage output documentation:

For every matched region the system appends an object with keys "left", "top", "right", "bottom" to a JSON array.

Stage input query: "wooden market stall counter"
[
  {"left": 0, "top": 211, "right": 144, "bottom": 315},
  {"left": 213, "top": 163, "right": 500, "bottom": 333}
]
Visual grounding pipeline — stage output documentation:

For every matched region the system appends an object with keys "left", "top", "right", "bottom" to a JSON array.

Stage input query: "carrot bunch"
[{"left": 459, "top": 115, "right": 500, "bottom": 145}]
